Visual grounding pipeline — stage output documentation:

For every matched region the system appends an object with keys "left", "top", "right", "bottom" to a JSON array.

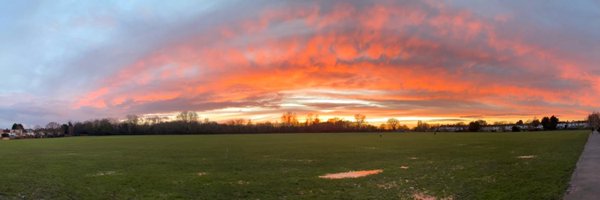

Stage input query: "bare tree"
[
  {"left": 125, "top": 114, "right": 139, "bottom": 134},
  {"left": 415, "top": 120, "right": 431, "bottom": 132},
  {"left": 305, "top": 113, "right": 314, "bottom": 126},
  {"left": 313, "top": 114, "right": 321, "bottom": 124},
  {"left": 227, "top": 119, "right": 247, "bottom": 126},
  {"left": 46, "top": 122, "right": 60, "bottom": 130},
  {"left": 588, "top": 112, "right": 600, "bottom": 131},
  {"left": 387, "top": 118, "right": 400, "bottom": 131},
  {"left": 147, "top": 116, "right": 162, "bottom": 125},
  {"left": 46, "top": 122, "right": 61, "bottom": 135},
  {"left": 177, "top": 111, "right": 199, "bottom": 123},
  {"left": 354, "top": 114, "right": 366, "bottom": 128},
  {"left": 281, "top": 112, "right": 299, "bottom": 126},
  {"left": 126, "top": 114, "right": 139, "bottom": 125}
]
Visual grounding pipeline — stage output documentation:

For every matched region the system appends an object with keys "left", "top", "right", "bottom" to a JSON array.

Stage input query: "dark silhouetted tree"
[
  {"left": 550, "top": 115, "right": 559, "bottom": 130},
  {"left": 11, "top": 123, "right": 24, "bottom": 130},
  {"left": 414, "top": 120, "right": 431, "bottom": 132},
  {"left": 530, "top": 118, "right": 541, "bottom": 130},
  {"left": 541, "top": 117, "right": 551, "bottom": 130},
  {"left": 354, "top": 114, "right": 366, "bottom": 128},
  {"left": 313, "top": 114, "right": 321, "bottom": 124},
  {"left": 541, "top": 116, "right": 559, "bottom": 130},
  {"left": 468, "top": 120, "right": 486, "bottom": 132},
  {"left": 281, "top": 112, "right": 299, "bottom": 126},
  {"left": 305, "top": 113, "right": 314, "bottom": 126},
  {"left": 512, "top": 126, "right": 521, "bottom": 132},
  {"left": 588, "top": 112, "right": 600, "bottom": 131},
  {"left": 516, "top": 120, "right": 524, "bottom": 125},
  {"left": 177, "top": 111, "right": 198, "bottom": 123},
  {"left": 386, "top": 118, "right": 400, "bottom": 131}
]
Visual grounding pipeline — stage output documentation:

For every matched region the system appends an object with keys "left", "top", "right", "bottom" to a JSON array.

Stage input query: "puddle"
[
  {"left": 517, "top": 155, "right": 536, "bottom": 159},
  {"left": 319, "top": 169, "right": 383, "bottom": 179}
]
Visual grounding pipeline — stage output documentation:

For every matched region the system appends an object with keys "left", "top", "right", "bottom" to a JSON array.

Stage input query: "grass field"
[{"left": 0, "top": 131, "right": 589, "bottom": 199}]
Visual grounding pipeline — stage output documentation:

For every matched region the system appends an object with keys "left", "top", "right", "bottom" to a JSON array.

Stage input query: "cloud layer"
[{"left": 1, "top": 0, "right": 599, "bottom": 127}]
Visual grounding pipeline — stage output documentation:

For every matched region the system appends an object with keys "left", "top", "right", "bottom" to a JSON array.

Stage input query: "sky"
[{"left": 1, "top": 0, "right": 599, "bottom": 128}]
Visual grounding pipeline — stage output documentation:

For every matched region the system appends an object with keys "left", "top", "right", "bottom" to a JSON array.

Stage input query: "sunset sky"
[{"left": 1, "top": 0, "right": 599, "bottom": 128}]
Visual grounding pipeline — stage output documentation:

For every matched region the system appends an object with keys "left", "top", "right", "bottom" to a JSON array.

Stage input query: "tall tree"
[
  {"left": 530, "top": 118, "right": 541, "bottom": 130},
  {"left": 281, "top": 112, "right": 299, "bottom": 126},
  {"left": 305, "top": 113, "right": 314, "bottom": 126},
  {"left": 550, "top": 115, "right": 559, "bottom": 130},
  {"left": 468, "top": 121, "right": 482, "bottom": 132},
  {"left": 516, "top": 120, "right": 524, "bottom": 125},
  {"left": 588, "top": 112, "right": 600, "bottom": 131},
  {"left": 11, "top": 123, "right": 24, "bottom": 130},
  {"left": 541, "top": 117, "right": 551, "bottom": 130},
  {"left": 46, "top": 122, "right": 60, "bottom": 130},
  {"left": 126, "top": 114, "right": 140, "bottom": 125},
  {"left": 415, "top": 120, "right": 431, "bottom": 132},
  {"left": 46, "top": 122, "right": 61, "bottom": 136},
  {"left": 354, "top": 114, "right": 366, "bottom": 128},
  {"left": 177, "top": 111, "right": 199, "bottom": 123},
  {"left": 126, "top": 114, "right": 140, "bottom": 134},
  {"left": 313, "top": 114, "right": 321, "bottom": 124},
  {"left": 386, "top": 118, "right": 400, "bottom": 131}
]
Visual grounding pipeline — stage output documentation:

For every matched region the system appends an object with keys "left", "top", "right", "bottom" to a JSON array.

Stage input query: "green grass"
[{"left": 0, "top": 131, "right": 589, "bottom": 199}]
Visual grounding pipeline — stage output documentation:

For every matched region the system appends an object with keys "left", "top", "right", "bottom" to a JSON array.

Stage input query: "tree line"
[
  {"left": 7, "top": 112, "right": 600, "bottom": 137},
  {"left": 40, "top": 112, "right": 385, "bottom": 136}
]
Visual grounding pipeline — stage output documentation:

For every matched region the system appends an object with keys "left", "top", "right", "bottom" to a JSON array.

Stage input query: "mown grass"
[{"left": 0, "top": 131, "right": 589, "bottom": 199}]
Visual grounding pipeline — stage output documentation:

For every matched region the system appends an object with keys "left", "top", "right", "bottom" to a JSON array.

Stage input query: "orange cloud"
[{"left": 73, "top": 1, "right": 599, "bottom": 123}]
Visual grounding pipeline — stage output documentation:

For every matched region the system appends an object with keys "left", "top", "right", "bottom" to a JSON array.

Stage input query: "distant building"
[{"left": 436, "top": 121, "right": 590, "bottom": 133}]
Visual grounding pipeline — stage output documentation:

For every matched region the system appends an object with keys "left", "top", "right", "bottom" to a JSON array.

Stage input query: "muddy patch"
[
  {"left": 517, "top": 155, "right": 536, "bottom": 159},
  {"left": 319, "top": 169, "right": 383, "bottom": 179},
  {"left": 413, "top": 193, "right": 436, "bottom": 200},
  {"left": 197, "top": 172, "right": 207, "bottom": 176},
  {"left": 413, "top": 192, "right": 454, "bottom": 200},
  {"left": 236, "top": 180, "right": 250, "bottom": 185},
  {"left": 377, "top": 181, "right": 397, "bottom": 190},
  {"left": 90, "top": 171, "right": 118, "bottom": 177}
]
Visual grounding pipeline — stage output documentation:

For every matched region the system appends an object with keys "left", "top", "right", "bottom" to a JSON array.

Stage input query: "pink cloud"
[{"left": 73, "top": 1, "right": 599, "bottom": 123}]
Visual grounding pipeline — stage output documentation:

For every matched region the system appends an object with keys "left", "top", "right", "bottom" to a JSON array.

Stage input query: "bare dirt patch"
[
  {"left": 90, "top": 171, "right": 117, "bottom": 177},
  {"left": 413, "top": 193, "right": 436, "bottom": 200},
  {"left": 377, "top": 181, "right": 397, "bottom": 190},
  {"left": 319, "top": 169, "right": 383, "bottom": 179},
  {"left": 237, "top": 180, "right": 250, "bottom": 185},
  {"left": 197, "top": 172, "right": 207, "bottom": 176},
  {"left": 517, "top": 155, "right": 536, "bottom": 159},
  {"left": 413, "top": 192, "right": 454, "bottom": 200},
  {"left": 401, "top": 166, "right": 410, "bottom": 169}
]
